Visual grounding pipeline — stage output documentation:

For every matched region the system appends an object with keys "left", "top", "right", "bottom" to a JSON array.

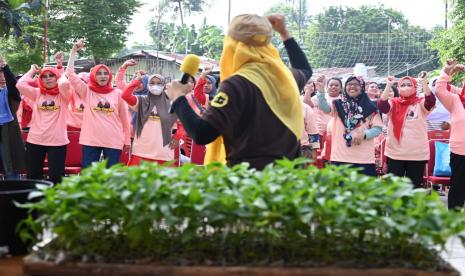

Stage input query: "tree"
[
  {"left": 0, "top": 35, "right": 42, "bottom": 73},
  {"left": 306, "top": 5, "right": 437, "bottom": 76},
  {"left": 147, "top": 18, "right": 224, "bottom": 59},
  {"left": 265, "top": 0, "right": 310, "bottom": 44},
  {"left": 46, "top": 0, "right": 140, "bottom": 62},
  {"left": 169, "top": 0, "right": 208, "bottom": 25},
  {"left": 430, "top": 1, "right": 465, "bottom": 64},
  {"left": 0, "top": 0, "right": 42, "bottom": 47},
  {"left": 194, "top": 21, "right": 224, "bottom": 60}
]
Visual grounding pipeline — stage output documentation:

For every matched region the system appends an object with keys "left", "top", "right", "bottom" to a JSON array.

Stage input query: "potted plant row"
[{"left": 19, "top": 159, "right": 465, "bottom": 275}]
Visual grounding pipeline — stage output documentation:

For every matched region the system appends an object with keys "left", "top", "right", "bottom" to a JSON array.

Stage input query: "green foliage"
[
  {"left": 0, "top": 36, "right": 42, "bottom": 73},
  {"left": 46, "top": 0, "right": 140, "bottom": 61},
  {"left": 430, "top": 1, "right": 465, "bottom": 80},
  {"left": 147, "top": 19, "right": 224, "bottom": 60},
  {"left": 19, "top": 160, "right": 465, "bottom": 269},
  {"left": 0, "top": 0, "right": 42, "bottom": 47}
]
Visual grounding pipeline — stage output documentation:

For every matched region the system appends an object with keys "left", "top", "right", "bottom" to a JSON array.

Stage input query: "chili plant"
[{"left": 18, "top": 159, "right": 465, "bottom": 270}]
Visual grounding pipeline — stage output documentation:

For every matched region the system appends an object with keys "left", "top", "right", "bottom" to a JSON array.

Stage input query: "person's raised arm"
[
  {"left": 418, "top": 71, "right": 435, "bottom": 111},
  {"left": 315, "top": 75, "right": 331, "bottom": 113},
  {"left": 66, "top": 39, "right": 88, "bottom": 98},
  {"left": 378, "top": 76, "right": 395, "bottom": 114},
  {"left": 16, "top": 64, "right": 41, "bottom": 101},
  {"left": 0, "top": 53, "right": 21, "bottom": 102},
  {"left": 267, "top": 13, "right": 312, "bottom": 80},
  {"left": 435, "top": 59, "right": 465, "bottom": 112},
  {"left": 116, "top": 59, "right": 137, "bottom": 90}
]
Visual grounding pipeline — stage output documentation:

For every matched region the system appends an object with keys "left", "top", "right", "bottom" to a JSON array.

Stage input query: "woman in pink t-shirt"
[
  {"left": 378, "top": 75, "right": 435, "bottom": 188},
  {"left": 66, "top": 72, "right": 89, "bottom": 131},
  {"left": 435, "top": 60, "right": 465, "bottom": 209},
  {"left": 66, "top": 39, "right": 130, "bottom": 168},
  {"left": 316, "top": 76, "right": 383, "bottom": 176},
  {"left": 311, "top": 77, "right": 342, "bottom": 162},
  {"left": 16, "top": 65, "right": 71, "bottom": 184},
  {"left": 122, "top": 73, "right": 179, "bottom": 165}
]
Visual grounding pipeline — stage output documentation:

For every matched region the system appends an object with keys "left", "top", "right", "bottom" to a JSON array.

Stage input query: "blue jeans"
[
  {"left": 82, "top": 145, "right": 121, "bottom": 168},
  {"left": 0, "top": 143, "right": 20, "bottom": 180}
]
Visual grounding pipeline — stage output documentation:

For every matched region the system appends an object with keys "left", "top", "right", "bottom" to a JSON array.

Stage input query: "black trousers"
[
  {"left": 448, "top": 152, "right": 465, "bottom": 210},
  {"left": 26, "top": 142, "right": 66, "bottom": 184},
  {"left": 386, "top": 157, "right": 426, "bottom": 189}
]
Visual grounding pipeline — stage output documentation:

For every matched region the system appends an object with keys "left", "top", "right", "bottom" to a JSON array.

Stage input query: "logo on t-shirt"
[
  {"left": 406, "top": 109, "right": 417, "bottom": 120},
  {"left": 211, "top": 91, "right": 228, "bottom": 108},
  {"left": 148, "top": 106, "right": 160, "bottom": 120},
  {"left": 93, "top": 98, "right": 114, "bottom": 113},
  {"left": 76, "top": 103, "right": 84, "bottom": 112},
  {"left": 38, "top": 100, "right": 60, "bottom": 111}
]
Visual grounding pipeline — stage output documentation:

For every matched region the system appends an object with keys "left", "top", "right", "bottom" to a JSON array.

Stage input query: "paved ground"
[
  {"left": 442, "top": 236, "right": 465, "bottom": 275},
  {"left": 439, "top": 193, "right": 465, "bottom": 275}
]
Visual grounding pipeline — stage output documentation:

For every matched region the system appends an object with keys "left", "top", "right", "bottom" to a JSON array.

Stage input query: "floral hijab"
[{"left": 333, "top": 76, "right": 378, "bottom": 146}]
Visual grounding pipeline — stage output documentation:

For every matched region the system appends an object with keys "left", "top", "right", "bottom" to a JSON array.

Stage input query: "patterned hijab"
[{"left": 333, "top": 76, "right": 378, "bottom": 146}]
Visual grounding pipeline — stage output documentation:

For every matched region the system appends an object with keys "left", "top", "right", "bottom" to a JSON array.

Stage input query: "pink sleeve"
[
  {"left": 117, "top": 91, "right": 131, "bottom": 146},
  {"left": 16, "top": 69, "right": 39, "bottom": 101},
  {"left": 304, "top": 106, "right": 318, "bottom": 135},
  {"left": 435, "top": 72, "right": 458, "bottom": 113},
  {"left": 66, "top": 65, "right": 88, "bottom": 99},
  {"left": 450, "top": 83, "right": 462, "bottom": 95},
  {"left": 115, "top": 67, "right": 128, "bottom": 91},
  {"left": 57, "top": 75, "right": 72, "bottom": 101}
]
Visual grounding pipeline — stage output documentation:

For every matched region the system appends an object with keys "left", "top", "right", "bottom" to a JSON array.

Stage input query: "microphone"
[
  {"left": 169, "top": 54, "right": 201, "bottom": 113},
  {"left": 179, "top": 54, "right": 200, "bottom": 84}
]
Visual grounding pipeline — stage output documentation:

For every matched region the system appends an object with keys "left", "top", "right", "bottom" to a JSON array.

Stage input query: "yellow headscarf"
[{"left": 204, "top": 15, "right": 303, "bottom": 165}]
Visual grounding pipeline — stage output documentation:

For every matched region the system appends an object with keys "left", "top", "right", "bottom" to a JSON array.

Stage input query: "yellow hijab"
[{"left": 204, "top": 18, "right": 303, "bottom": 165}]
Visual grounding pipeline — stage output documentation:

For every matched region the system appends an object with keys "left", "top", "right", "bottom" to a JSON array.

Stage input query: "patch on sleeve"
[{"left": 211, "top": 92, "right": 229, "bottom": 108}]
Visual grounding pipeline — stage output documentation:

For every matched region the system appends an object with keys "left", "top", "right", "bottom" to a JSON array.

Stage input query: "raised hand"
[
  {"left": 386, "top": 76, "right": 395, "bottom": 87},
  {"left": 443, "top": 59, "right": 458, "bottom": 76},
  {"left": 267, "top": 13, "right": 290, "bottom": 40},
  {"left": 72, "top": 39, "right": 85, "bottom": 52},
  {"left": 200, "top": 65, "right": 213, "bottom": 79},
  {"left": 122, "top": 59, "right": 137, "bottom": 69},
  {"left": 315, "top": 75, "right": 325, "bottom": 92},
  {"left": 54, "top": 51, "right": 64, "bottom": 65},
  {"left": 30, "top": 64, "right": 41, "bottom": 74}
]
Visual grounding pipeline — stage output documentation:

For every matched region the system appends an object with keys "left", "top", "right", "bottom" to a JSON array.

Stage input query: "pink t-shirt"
[
  {"left": 435, "top": 72, "right": 465, "bottom": 156},
  {"left": 130, "top": 103, "right": 174, "bottom": 161},
  {"left": 16, "top": 71, "right": 71, "bottom": 146},
  {"left": 66, "top": 88, "right": 84, "bottom": 129},
  {"left": 312, "top": 94, "right": 339, "bottom": 135},
  {"left": 66, "top": 68, "right": 130, "bottom": 150},
  {"left": 301, "top": 103, "right": 318, "bottom": 146},
  {"left": 330, "top": 112, "right": 383, "bottom": 164},
  {"left": 385, "top": 99, "right": 431, "bottom": 161}
]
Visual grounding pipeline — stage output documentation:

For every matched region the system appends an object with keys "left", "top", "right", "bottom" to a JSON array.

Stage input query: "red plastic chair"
[
  {"left": 425, "top": 139, "right": 451, "bottom": 186},
  {"left": 427, "top": 130, "right": 450, "bottom": 140},
  {"left": 64, "top": 131, "right": 82, "bottom": 174}
]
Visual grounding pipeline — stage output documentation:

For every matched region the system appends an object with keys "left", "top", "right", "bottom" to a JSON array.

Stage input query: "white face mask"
[{"left": 149, "top": 85, "right": 164, "bottom": 95}]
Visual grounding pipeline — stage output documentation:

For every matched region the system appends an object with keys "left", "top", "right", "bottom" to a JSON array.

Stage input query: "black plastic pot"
[{"left": 0, "top": 179, "right": 53, "bottom": 255}]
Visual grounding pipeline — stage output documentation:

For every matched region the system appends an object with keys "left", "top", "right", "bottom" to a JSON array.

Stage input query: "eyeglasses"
[
  {"left": 96, "top": 71, "right": 110, "bottom": 76},
  {"left": 41, "top": 74, "right": 56, "bottom": 79},
  {"left": 347, "top": 82, "right": 360, "bottom": 87},
  {"left": 400, "top": 83, "right": 413, "bottom": 87}
]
